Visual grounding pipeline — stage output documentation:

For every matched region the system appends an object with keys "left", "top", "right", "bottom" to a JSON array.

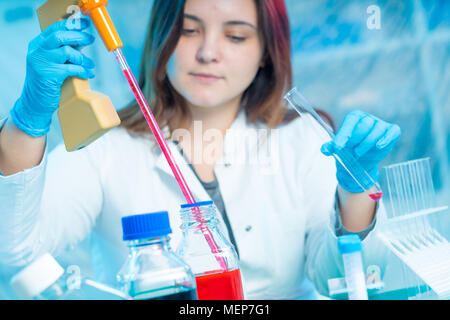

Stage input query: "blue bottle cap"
[
  {"left": 180, "top": 200, "right": 213, "bottom": 209},
  {"left": 121, "top": 211, "right": 172, "bottom": 241},
  {"left": 337, "top": 234, "right": 362, "bottom": 254}
]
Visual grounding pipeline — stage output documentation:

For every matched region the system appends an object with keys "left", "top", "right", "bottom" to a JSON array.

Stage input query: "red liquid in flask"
[
  {"left": 195, "top": 269, "right": 244, "bottom": 300},
  {"left": 369, "top": 192, "right": 383, "bottom": 201}
]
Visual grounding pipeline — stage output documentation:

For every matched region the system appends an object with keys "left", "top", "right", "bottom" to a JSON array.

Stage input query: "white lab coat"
[{"left": 0, "top": 112, "right": 387, "bottom": 299}]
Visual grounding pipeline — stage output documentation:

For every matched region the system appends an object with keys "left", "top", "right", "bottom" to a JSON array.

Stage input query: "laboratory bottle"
[
  {"left": 117, "top": 211, "right": 197, "bottom": 300},
  {"left": 176, "top": 200, "right": 244, "bottom": 300},
  {"left": 9, "top": 253, "right": 129, "bottom": 300},
  {"left": 337, "top": 234, "right": 368, "bottom": 300}
]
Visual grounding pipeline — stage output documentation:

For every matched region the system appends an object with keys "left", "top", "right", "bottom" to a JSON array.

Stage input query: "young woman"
[{"left": 0, "top": 0, "right": 400, "bottom": 299}]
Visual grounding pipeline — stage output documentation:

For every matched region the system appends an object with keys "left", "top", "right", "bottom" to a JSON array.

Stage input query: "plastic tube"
[{"left": 338, "top": 235, "right": 368, "bottom": 300}]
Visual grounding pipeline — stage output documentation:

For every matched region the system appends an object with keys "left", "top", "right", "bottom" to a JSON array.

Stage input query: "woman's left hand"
[{"left": 320, "top": 110, "right": 401, "bottom": 193}]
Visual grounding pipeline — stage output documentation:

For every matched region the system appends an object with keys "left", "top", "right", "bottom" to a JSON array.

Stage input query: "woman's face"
[{"left": 167, "top": 0, "right": 264, "bottom": 110}]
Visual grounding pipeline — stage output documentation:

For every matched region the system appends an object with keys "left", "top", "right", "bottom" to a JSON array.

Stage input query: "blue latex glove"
[
  {"left": 320, "top": 110, "right": 401, "bottom": 193},
  {"left": 10, "top": 18, "right": 96, "bottom": 137}
]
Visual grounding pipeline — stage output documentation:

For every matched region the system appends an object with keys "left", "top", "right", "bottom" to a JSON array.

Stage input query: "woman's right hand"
[{"left": 10, "top": 17, "right": 96, "bottom": 137}]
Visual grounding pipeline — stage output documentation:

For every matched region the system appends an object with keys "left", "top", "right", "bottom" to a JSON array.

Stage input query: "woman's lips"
[{"left": 190, "top": 73, "right": 223, "bottom": 83}]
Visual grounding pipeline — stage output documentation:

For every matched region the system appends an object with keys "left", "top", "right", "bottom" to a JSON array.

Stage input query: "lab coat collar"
[
  {"left": 221, "top": 109, "right": 267, "bottom": 167},
  {"left": 154, "top": 109, "right": 252, "bottom": 201},
  {"left": 222, "top": 108, "right": 250, "bottom": 158},
  {"left": 154, "top": 141, "right": 209, "bottom": 202}
]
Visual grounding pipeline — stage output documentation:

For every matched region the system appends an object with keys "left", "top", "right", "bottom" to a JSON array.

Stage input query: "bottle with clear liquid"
[
  {"left": 117, "top": 211, "right": 197, "bottom": 300},
  {"left": 176, "top": 201, "right": 244, "bottom": 300},
  {"left": 10, "top": 253, "right": 129, "bottom": 300}
]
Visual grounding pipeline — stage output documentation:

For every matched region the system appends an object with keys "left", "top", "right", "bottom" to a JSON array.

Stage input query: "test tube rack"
[{"left": 377, "top": 158, "right": 450, "bottom": 299}]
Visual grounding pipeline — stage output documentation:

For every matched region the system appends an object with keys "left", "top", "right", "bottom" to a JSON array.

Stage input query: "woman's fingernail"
[
  {"left": 80, "top": 17, "right": 91, "bottom": 28},
  {"left": 335, "top": 136, "right": 348, "bottom": 149},
  {"left": 376, "top": 139, "right": 387, "bottom": 149},
  {"left": 321, "top": 144, "right": 331, "bottom": 155}
]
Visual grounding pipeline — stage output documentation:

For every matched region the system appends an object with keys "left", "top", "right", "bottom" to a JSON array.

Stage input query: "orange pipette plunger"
[{"left": 78, "top": 0, "right": 122, "bottom": 52}]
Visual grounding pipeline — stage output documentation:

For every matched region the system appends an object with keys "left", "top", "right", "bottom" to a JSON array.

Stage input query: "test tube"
[
  {"left": 338, "top": 235, "right": 368, "bottom": 300},
  {"left": 284, "top": 87, "right": 383, "bottom": 201}
]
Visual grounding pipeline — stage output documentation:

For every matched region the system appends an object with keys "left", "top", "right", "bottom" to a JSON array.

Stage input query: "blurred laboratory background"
[{"left": 0, "top": 0, "right": 448, "bottom": 299}]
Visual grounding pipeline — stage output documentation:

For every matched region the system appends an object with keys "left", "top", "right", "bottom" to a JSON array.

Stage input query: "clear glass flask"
[
  {"left": 117, "top": 211, "right": 197, "bottom": 300},
  {"left": 176, "top": 201, "right": 244, "bottom": 300},
  {"left": 10, "top": 253, "right": 129, "bottom": 300}
]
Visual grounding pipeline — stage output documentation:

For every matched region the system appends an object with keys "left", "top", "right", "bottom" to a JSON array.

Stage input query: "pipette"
[
  {"left": 337, "top": 235, "right": 368, "bottom": 300},
  {"left": 284, "top": 87, "right": 383, "bottom": 201},
  {"left": 78, "top": 0, "right": 228, "bottom": 271}
]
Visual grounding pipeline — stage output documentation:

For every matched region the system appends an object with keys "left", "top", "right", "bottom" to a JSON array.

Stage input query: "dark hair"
[{"left": 118, "top": 0, "right": 295, "bottom": 136}]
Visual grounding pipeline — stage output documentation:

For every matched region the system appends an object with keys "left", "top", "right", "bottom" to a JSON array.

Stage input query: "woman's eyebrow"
[
  {"left": 184, "top": 14, "right": 256, "bottom": 29},
  {"left": 225, "top": 20, "right": 257, "bottom": 29},
  {"left": 184, "top": 14, "right": 202, "bottom": 23}
]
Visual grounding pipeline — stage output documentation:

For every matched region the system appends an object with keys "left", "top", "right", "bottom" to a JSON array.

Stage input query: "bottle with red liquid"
[{"left": 176, "top": 201, "right": 244, "bottom": 300}]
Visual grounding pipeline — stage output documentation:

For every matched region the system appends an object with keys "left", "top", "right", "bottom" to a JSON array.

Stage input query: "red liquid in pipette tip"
[{"left": 369, "top": 192, "right": 383, "bottom": 201}]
